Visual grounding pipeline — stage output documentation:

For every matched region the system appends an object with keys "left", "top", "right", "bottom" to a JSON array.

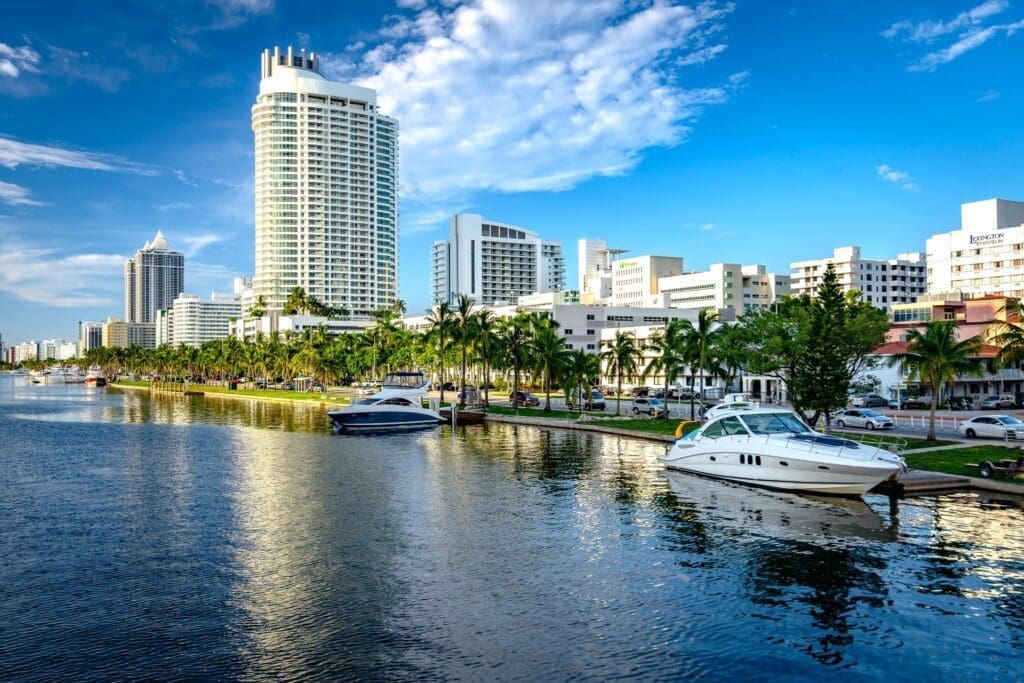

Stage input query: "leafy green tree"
[
  {"left": 474, "top": 309, "right": 500, "bottom": 405},
  {"left": 733, "top": 263, "right": 890, "bottom": 426},
  {"left": 499, "top": 313, "right": 533, "bottom": 408},
  {"left": 601, "top": 330, "right": 642, "bottom": 416},
  {"left": 563, "top": 349, "right": 602, "bottom": 414},
  {"left": 890, "top": 320, "right": 983, "bottom": 440}
]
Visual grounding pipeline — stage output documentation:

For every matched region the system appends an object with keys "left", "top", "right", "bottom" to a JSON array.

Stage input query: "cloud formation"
[
  {"left": 323, "top": 0, "right": 741, "bottom": 200},
  {"left": 883, "top": 1, "right": 1024, "bottom": 71},
  {"left": 0, "top": 181, "right": 43, "bottom": 207},
  {"left": 876, "top": 164, "right": 918, "bottom": 191},
  {"left": 0, "top": 245, "right": 125, "bottom": 307},
  {"left": 0, "top": 42, "right": 41, "bottom": 78}
]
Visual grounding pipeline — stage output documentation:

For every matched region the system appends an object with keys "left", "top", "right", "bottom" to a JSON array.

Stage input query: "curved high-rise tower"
[{"left": 252, "top": 46, "right": 398, "bottom": 316}]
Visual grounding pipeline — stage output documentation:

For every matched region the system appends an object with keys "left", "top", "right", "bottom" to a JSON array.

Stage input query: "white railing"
[{"left": 890, "top": 415, "right": 962, "bottom": 432}]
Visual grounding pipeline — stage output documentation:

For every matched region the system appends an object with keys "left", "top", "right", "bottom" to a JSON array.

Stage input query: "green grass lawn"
[
  {"left": 904, "top": 445, "right": 1024, "bottom": 483},
  {"left": 111, "top": 380, "right": 352, "bottom": 405},
  {"left": 831, "top": 431, "right": 957, "bottom": 451},
  {"left": 485, "top": 405, "right": 696, "bottom": 437}
]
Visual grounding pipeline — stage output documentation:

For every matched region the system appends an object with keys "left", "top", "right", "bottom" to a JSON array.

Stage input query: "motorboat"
[
  {"left": 85, "top": 367, "right": 107, "bottom": 387},
  {"left": 327, "top": 371, "right": 442, "bottom": 433},
  {"left": 659, "top": 407, "right": 904, "bottom": 496}
]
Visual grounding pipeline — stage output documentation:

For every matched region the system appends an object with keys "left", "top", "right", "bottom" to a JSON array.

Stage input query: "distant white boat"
[
  {"left": 29, "top": 366, "right": 85, "bottom": 384},
  {"left": 85, "top": 367, "right": 107, "bottom": 387},
  {"left": 660, "top": 407, "right": 904, "bottom": 497}
]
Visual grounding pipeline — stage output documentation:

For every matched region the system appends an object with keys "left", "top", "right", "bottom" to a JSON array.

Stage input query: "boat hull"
[
  {"left": 327, "top": 408, "right": 442, "bottom": 432},
  {"left": 438, "top": 407, "right": 486, "bottom": 425}
]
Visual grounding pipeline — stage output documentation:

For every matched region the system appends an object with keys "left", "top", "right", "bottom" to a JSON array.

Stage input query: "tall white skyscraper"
[
  {"left": 123, "top": 230, "right": 184, "bottom": 324},
  {"left": 431, "top": 214, "right": 564, "bottom": 305},
  {"left": 252, "top": 46, "right": 399, "bottom": 317}
]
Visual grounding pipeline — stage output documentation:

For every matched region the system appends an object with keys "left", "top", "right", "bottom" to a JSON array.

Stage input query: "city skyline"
[{"left": 3, "top": 0, "right": 1024, "bottom": 341}]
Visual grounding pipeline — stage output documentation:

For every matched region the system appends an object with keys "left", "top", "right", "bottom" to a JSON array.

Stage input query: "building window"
[{"left": 586, "top": 314, "right": 595, "bottom": 320}]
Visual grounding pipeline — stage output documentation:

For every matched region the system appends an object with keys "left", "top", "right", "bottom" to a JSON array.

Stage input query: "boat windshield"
[
  {"left": 740, "top": 412, "right": 811, "bottom": 435},
  {"left": 382, "top": 373, "right": 427, "bottom": 389}
]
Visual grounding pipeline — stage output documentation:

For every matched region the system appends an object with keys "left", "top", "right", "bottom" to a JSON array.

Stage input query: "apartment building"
[
  {"left": 431, "top": 214, "right": 564, "bottom": 305},
  {"left": 658, "top": 263, "right": 791, "bottom": 313},
  {"left": 790, "top": 246, "right": 926, "bottom": 312}
]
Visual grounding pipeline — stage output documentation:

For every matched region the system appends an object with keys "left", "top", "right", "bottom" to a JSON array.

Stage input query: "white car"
[
  {"left": 834, "top": 409, "right": 894, "bottom": 431},
  {"left": 959, "top": 415, "right": 1024, "bottom": 440},
  {"left": 980, "top": 394, "right": 1016, "bottom": 410}
]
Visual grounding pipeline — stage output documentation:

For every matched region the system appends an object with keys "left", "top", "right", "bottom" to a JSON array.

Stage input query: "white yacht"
[
  {"left": 703, "top": 393, "right": 759, "bottom": 421},
  {"left": 660, "top": 407, "right": 904, "bottom": 496},
  {"left": 327, "top": 371, "right": 442, "bottom": 433}
]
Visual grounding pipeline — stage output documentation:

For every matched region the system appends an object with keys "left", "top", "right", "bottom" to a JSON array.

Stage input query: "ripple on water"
[{"left": 0, "top": 377, "right": 1023, "bottom": 680}]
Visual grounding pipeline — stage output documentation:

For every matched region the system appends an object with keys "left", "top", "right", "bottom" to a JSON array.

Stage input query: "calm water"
[{"left": 1, "top": 376, "right": 1023, "bottom": 681}]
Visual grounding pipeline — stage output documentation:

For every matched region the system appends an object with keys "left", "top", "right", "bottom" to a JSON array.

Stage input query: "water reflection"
[{"left": 2, "top": 377, "right": 1024, "bottom": 679}]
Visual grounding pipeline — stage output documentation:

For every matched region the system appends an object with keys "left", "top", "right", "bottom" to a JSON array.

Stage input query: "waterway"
[{"left": 1, "top": 376, "right": 1022, "bottom": 680}]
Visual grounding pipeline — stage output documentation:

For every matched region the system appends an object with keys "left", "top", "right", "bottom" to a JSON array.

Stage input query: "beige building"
[
  {"left": 102, "top": 317, "right": 156, "bottom": 349},
  {"left": 610, "top": 255, "right": 682, "bottom": 307},
  {"left": 658, "top": 263, "right": 791, "bottom": 313}
]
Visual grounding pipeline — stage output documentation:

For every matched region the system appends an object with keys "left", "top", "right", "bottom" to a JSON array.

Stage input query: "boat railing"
[{"left": 716, "top": 431, "right": 907, "bottom": 460}]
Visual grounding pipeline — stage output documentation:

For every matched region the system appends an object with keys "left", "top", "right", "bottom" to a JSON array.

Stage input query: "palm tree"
[
  {"left": 601, "top": 330, "right": 642, "bottom": 416},
  {"left": 563, "top": 349, "right": 601, "bottom": 414},
  {"left": 682, "top": 309, "right": 725, "bottom": 419},
  {"left": 453, "top": 294, "right": 477, "bottom": 404},
  {"left": 499, "top": 313, "right": 533, "bottom": 408},
  {"left": 889, "top": 320, "right": 984, "bottom": 441},
  {"left": 425, "top": 302, "right": 454, "bottom": 402},
  {"left": 989, "top": 299, "right": 1024, "bottom": 375},
  {"left": 474, "top": 309, "right": 499, "bottom": 405},
  {"left": 530, "top": 323, "right": 569, "bottom": 412},
  {"left": 642, "top": 319, "right": 689, "bottom": 419}
]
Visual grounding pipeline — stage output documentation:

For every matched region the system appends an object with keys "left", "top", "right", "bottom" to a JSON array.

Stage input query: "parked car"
[
  {"left": 586, "top": 390, "right": 606, "bottom": 411},
  {"left": 888, "top": 397, "right": 928, "bottom": 410},
  {"left": 630, "top": 386, "right": 651, "bottom": 398},
  {"left": 834, "top": 408, "right": 894, "bottom": 431},
  {"left": 441, "top": 382, "right": 457, "bottom": 392},
  {"left": 947, "top": 396, "right": 975, "bottom": 411},
  {"left": 980, "top": 394, "right": 1016, "bottom": 410},
  {"left": 959, "top": 415, "right": 1024, "bottom": 440},
  {"left": 850, "top": 393, "right": 888, "bottom": 408},
  {"left": 631, "top": 397, "right": 668, "bottom": 418},
  {"left": 509, "top": 390, "right": 540, "bottom": 407}
]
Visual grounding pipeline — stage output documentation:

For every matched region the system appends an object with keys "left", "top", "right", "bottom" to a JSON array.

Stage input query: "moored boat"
[
  {"left": 438, "top": 406, "right": 486, "bottom": 425},
  {"left": 85, "top": 367, "right": 107, "bottom": 387},
  {"left": 660, "top": 407, "right": 904, "bottom": 497},
  {"left": 327, "top": 371, "right": 442, "bottom": 433}
]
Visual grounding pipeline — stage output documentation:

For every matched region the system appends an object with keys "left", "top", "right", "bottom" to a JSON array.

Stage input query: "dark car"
[
  {"left": 586, "top": 390, "right": 606, "bottom": 411},
  {"left": 509, "top": 391, "right": 540, "bottom": 407},
  {"left": 888, "top": 397, "right": 927, "bottom": 410},
  {"left": 441, "top": 382, "right": 457, "bottom": 392},
  {"left": 630, "top": 386, "right": 650, "bottom": 398},
  {"left": 947, "top": 396, "right": 974, "bottom": 411}
]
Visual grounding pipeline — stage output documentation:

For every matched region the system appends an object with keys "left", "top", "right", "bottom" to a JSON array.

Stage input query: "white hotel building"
[
  {"left": 252, "top": 46, "right": 398, "bottom": 317},
  {"left": 156, "top": 293, "right": 242, "bottom": 348},
  {"left": 927, "top": 198, "right": 1024, "bottom": 299},
  {"left": 431, "top": 214, "right": 564, "bottom": 305},
  {"left": 790, "top": 246, "right": 926, "bottom": 313}
]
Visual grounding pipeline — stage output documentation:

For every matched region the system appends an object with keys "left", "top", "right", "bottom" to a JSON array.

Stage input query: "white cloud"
[
  {"left": 876, "top": 164, "right": 918, "bottom": 191},
  {"left": 976, "top": 89, "right": 1000, "bottom": 102},
  {"left": 0, "top": 245, "right": 124, "bottom": 307},
  {"left": 323, "top": 0, "right": 740, "bottom": 200},
  {"left": 0, "top": 42, "right": 40, "bottom": 79},
  {"left": 0, "top": 181, "right": 43, "bottom": 207},
  {"left": 0, "top": 135, "right": 195, "bottom": 183},
  {"left": 883, "top": 2, "right": 1024, "bottom": 71},
  {"left": 179, "top": 232, "right": 230, "bottom": 256}
]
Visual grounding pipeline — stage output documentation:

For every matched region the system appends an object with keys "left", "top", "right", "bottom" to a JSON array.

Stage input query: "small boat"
[
  {"left": 438, "top": 405, "right": 486, "bottom": 425},
  {"left": 660, "top": 407, "right": 904, "bottom": 497},
  {"left": 85, "top": 367, "right": 107, "bottom": 387},
  {"left": 327, "top": 371, "right": 442, "bottom": 433}
]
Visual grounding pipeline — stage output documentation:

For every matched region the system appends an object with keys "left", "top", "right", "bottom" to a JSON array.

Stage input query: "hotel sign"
[{"left": 970, "top": 232, "right": 1004, "bottom": 245}]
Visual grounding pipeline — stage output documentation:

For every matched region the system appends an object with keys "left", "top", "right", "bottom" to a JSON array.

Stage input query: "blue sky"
[{"left": 2, "top": 0, "right": 1023, "bottom": 343}]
